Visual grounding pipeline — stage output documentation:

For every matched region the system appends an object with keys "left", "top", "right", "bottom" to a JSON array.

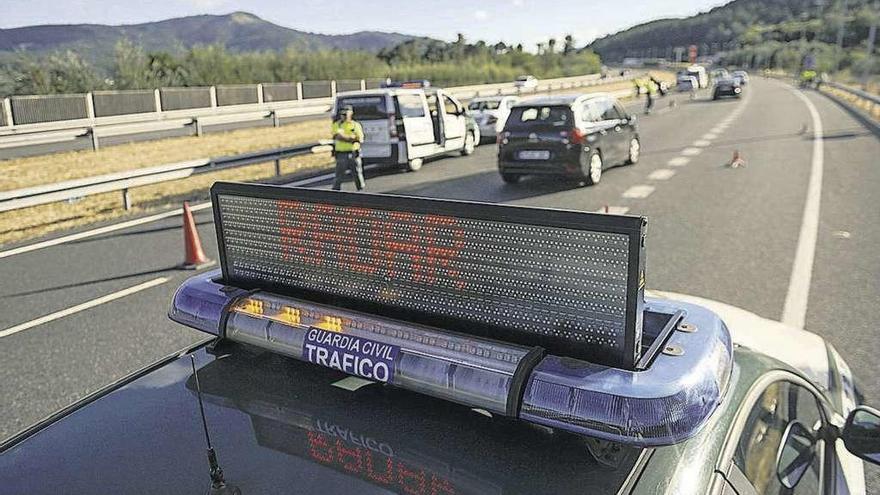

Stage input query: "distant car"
[
  {"left": 497, "top": 93, "right": 639, "bottom": 185},
  {"left": 514, "top": 75, "right": 538, "bottom": 89},
  {"left": 732, "top": 70, "right": 750, "bottom": 85},
  {"left": 713, "top": 77, "right": 742, "bottom": 99},
  {"left": 467, "top": 96, "right": 519, "bottom": 141},
  {"left": 676, "top": 76, "right": 699, "bottom": 93}
]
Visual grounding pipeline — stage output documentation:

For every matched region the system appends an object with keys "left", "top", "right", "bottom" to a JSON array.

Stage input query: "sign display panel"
[{"left": 212, "top": 183, "right": 646, "bottom": 369}]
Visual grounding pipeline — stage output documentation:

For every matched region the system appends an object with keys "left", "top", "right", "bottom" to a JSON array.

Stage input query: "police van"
[{"left": 333, "top": 87, "right": 479, "bottom": 172}]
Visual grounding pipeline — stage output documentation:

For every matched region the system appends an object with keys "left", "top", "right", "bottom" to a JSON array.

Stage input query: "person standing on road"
[
  {"left": 643, "top": 78, "right": 657, "bottom": 115},
  {"left": 331, "top": 105, "right": 365, "bottom": 191}
]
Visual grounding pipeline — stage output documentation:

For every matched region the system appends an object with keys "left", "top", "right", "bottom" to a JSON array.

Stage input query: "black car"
[
  {"left": 497, "top": 94, "right": 639, "bottom": 185},
  {"left": 712, "top": 78, "right": 742, "bottom": 99}
]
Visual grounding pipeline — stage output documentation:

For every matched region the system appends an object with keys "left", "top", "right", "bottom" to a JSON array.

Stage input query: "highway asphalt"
[{"left": 1, "top": 78, "right": 878, "bottom": 486}]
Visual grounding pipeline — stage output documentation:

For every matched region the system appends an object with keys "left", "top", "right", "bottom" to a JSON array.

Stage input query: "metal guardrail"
[
  {"left": 0, "top": 73, "right": 629, "bottom": 154},
  {"left": 824, "top": 81, "right": 880, "bottom": 105},
  {"left": 0, "top": 140, "right": 332, "bottom": 213}
]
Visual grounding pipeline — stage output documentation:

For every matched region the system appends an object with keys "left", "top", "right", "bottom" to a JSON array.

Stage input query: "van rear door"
[
  {"left": 336, "top": 94, "right": 393, "bottom": 158},
  {"left": 394, "top": 92, "right": 434, "bottom": 153},
  {"left": 439, "top": 92, "right": 466, "bottom": 148}
]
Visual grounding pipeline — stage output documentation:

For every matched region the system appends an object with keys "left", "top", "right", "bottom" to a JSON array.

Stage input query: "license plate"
[{"left": 518, "top": 150, "right": 550, "bottom": 160}]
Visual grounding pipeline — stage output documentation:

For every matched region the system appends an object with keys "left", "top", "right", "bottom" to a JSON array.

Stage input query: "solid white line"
[
  {"left": 648, "top": 169, "right": 676, "bottom": 181},
  {"left": 622, "top": 185, "right": 655, "bottom": 199},
  {"left": 667, "top": 157, "right": 690, "bottom": 167},
  {"left": 0, "top": 202, "right": 212, "bottom": 259},
  {"left": 0, "top": 276, "right": 170, "bottom": 338},
  {"left": 594, "top": 205, "right": 630, "bottom": 215},
  {"left": 781, "top": 88, "right": 824, "bottom": 329}
]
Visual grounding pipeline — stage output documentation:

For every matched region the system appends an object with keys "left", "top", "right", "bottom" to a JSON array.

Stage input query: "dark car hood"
[{"left": 1, "top": 343, "right": 643, "bottom": 494}]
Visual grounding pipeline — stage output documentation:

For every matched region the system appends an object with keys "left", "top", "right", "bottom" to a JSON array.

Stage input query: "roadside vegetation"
[{"left": 0, "top": 35, "right": 601, "bottom": 96}]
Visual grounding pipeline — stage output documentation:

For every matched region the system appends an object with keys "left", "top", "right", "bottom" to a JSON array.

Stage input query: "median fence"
[{"left": 1, "top": 78, "right": 391, "bottom": 127}]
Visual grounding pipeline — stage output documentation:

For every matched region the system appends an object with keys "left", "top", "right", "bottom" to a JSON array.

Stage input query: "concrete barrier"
[
  {"left": 10, "top": 94, "right": 90, "bottom": 124},
  {"left": 92, "top": 90, "right": 157, "bottom": 117},
  {"left": 159, "top": 87, "right": 213, "bottom": 111}
]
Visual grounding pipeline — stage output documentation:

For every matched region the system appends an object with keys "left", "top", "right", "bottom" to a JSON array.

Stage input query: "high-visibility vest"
[{"left": 332, "top": 120, "right": 364, "bottom": 152}]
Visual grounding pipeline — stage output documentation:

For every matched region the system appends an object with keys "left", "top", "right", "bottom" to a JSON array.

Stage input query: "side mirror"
[
  {"left": 842, "top": 405, "right": 880, "bottom": 465},
  {"left": 775, "top": 421, "right": 816, "bottom": 489}
]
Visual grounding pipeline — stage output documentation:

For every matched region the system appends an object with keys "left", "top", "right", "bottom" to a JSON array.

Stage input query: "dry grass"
[
  {"left": 0, "top": 152, "right": 330, "bottom": 246},
  {"left": 0, "top": 119, "right": 330, "bottom": 191},
  {"left": 822, "top": 85, "right": 880, "bottom": 121},
  {"left": 0, "top": 75, "right": 676, "bottom": 246}
]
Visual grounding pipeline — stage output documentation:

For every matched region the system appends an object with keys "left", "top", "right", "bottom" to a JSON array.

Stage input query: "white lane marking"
[
  {"left": 331, "top": 376, "right": 375, "bottom": 391},
  {"left": 622, "top": 185, "right": 655, "bottom": 199},
  {"left": 0, "top": 202, "right": 211, "bottom": 259},
  {"left": 781, "top": 87, "right": 824, "bottom": 329},
  {"left": 693, "top": 139, "right": 712, "bottom": 147},
  {"left": 681, "top": 147, "right": 702, "bottom": 156},
  {"left": 667, "top": 156, "right": 690, "bottom": 167},
  {"left": 702, "top": 133, "right": 718, "bottom": 140},
  {"left": 0, "top": 277, "right": 169, "bottom": 339},
  {"left": 711, "top": 126, "right": 726, "bottom": 134},
  {"left": 0, "top": 172, "right": 336, "bottom": 260},
  {"left": 648, "top": 169, "right": 676, "bottom": 181},
  {"left": 594, "top": 205, "right": 630, "bottom": 215}
]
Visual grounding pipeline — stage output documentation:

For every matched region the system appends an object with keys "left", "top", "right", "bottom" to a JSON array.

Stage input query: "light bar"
[
  {"left": 170, "top": 271, "right": 732, "bottom": 446},
  {"left": 211, "top": 182, "right": 647, "bottom": 370}
]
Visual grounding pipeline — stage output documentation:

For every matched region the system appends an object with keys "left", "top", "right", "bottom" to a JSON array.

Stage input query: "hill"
[
  {"left": 0, "top": 12, "right": 417, "bottom": 63},
  {"left": 588, "top": 0, "right": 873, "bottom": 63}
]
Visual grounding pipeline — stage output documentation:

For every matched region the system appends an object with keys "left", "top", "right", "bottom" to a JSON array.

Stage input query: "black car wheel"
[
  {"left": 580, "top": 150, "right": 603, "bottom": 186},
  {"left": 500, "top": 172, "right": 520, "bottom": 184}
]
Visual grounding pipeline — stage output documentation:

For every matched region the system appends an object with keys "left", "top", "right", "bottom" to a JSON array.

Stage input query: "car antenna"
[{"left": 190, "top": 355, "right": 241, "bottom": 495}]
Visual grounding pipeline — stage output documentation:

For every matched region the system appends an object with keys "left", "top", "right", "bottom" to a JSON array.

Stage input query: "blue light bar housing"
[{"left": 169, "top": 270, "right": 732, "bottom": 446}]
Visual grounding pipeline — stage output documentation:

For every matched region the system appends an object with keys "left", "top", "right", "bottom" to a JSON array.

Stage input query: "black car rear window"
[
  {"left": 337, "top": 96, "right": 389, "bottom": 120},
  {"left": 507, "top": 105, "right": 573, "bottom": 129}
]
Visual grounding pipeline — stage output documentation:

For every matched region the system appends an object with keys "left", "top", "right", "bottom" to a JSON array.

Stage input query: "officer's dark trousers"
[{"left": 332, "top": 152, "right": 365, "bottom": 191}]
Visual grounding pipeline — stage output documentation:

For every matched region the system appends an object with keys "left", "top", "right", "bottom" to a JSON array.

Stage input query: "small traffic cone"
[
  {"left": 179, "top": 201, "right": 213, "bottom": 270},
  {"left": 728, "top": 150, "right": 746, "bottom": 168}
]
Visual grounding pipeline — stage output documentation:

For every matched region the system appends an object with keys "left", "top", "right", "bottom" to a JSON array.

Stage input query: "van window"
[
  {"left": 468, "top": 100, "right": 501, "bottom": 111},
  {"left": 336, "top": 96, "right": 389, "bottom": 120},
  {"left": 443, "top": 95, "right": 460, "bottom": 115},
  {"left": 507, "top": 105, "right": 572, "bottom": 129},
  {"left": 580, "top": 101, "right": 603, "bottom": 123},
  {"left": 395, "top": 94, "right": 426, "bottom": 118},
  {"left": 600, "top": 99, "right": 624, "bottom": 120}
]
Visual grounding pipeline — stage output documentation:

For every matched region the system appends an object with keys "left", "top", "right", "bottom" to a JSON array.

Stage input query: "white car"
[
  {"left": 467, "top": 96, "right": 519, "bottom": 140},
  {"left": 514, "top": 75, "right": 538, "bottom": 89},
  {"left": 732, "top": 70, "right": 750, "bottom": 85}
]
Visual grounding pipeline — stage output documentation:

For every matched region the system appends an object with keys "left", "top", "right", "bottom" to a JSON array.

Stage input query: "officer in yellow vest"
[{"left": 331, "top": 105, "right": 366, "bottom": 191}]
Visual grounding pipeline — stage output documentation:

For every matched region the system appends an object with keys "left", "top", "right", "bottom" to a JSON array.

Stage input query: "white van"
[{"left": 333, "top": 88, "right": 479, "bottom": 172}]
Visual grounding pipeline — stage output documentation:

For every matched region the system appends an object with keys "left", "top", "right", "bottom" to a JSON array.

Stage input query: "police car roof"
[{"left": 512, "top": 93, "right": 607, "bottom": 107}]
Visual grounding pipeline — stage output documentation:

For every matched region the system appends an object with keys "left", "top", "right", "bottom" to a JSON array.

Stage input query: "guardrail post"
[
  {"left": 85, "top": 92, "right": 95, "bottom": 120},
  {"left": 89, "top": 127, "right": 99, "bottom": 151},
  {"left": 209, "top": 86, "right": 217, "bottom": 108},
  {"left": 360, "top": 79, "right": 366, "bottom": 91},
  {"left": 296, "top": 82, "right": 303, "bottom": 101},
  {"left": 270, "top": 110, "right": 280, "bottom": 128},
  {"left": 256, "top": 83, "right": 264, "bottom": 104},
  {"left": 154, "top": 89, "right": 162, "bottom": 113},
  {"left": 122, "top": 189, "right": 132, "bottom": 210},
  {"left": 330, "top": 80, "right": 337, "bottom": 98},
  {"left": 274, "top": 158, "right": 282, "bottom": 176},
  {"left": 1, "top": 98, "right": 12, "bottom": 127},
  {"left": 193, "top": 118, "right": 203, "bottom": 137}
]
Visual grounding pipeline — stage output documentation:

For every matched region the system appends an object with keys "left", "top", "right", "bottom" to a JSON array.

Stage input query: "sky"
[{"left": 0, "top": 0, "right": 729, "bottom": 47}]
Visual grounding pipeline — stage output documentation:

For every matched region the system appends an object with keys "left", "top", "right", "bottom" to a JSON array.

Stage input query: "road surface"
[{"left": 1, "top": 77, "right": 878, "bottom": 486}]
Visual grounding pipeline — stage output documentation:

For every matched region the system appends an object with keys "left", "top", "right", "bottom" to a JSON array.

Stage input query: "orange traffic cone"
[
  {"left": 179, "top": 201, "right": 213, "bottom": 270},
  {"left": 728, "top": 150, "right": 746, "bottom": 168}
]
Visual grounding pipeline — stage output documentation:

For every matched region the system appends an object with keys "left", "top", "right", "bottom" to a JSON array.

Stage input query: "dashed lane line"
[
  {"left": 622, "top": 185, "right": 655, "bottom": 199},
  {"left": 681, "top": 147, "right": 702, "bottom": 156},
  {"left": 693, "top": 139, "right": 712, "bottom": 147},
  {"left": 667, "top": 157, "right": 690, "bottom": 167},
  {"left": 0, "top": 276, "right": 170, "bottom": 339},
  {"left": 702, "top": 133, "right": 718, "bottom": 140},
  {"left": 648, "top": 169, "right": 676, "bottom": 181}
]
